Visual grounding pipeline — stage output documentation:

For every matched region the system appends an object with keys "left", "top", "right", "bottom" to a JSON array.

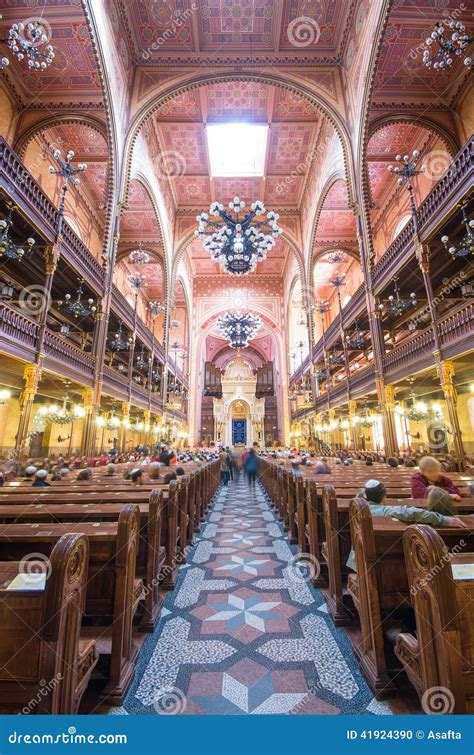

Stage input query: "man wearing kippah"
[{"left": 31, "top": 469, "right": 50, "bottom": 487}]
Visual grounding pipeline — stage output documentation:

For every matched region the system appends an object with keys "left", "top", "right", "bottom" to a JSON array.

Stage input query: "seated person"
[
  {"left": 314, "top": 460, "right": 331, "bottom": 475},
  {"left": 23, "top": 465, "right": 37, "bottom": 482},
  {"left": 106, "top": 463, "right": 117, "bottom": 476},
  {"left": 426, "top": 486, "right": 459, "bottom": 517},
  {"left": 347, "top": 479, "right": 467, "bottom": 571},
  {"left": 411, "top": 456, "right": 461, "bottom": 500},
  {"left": 59, "top": 467, "right": 69, "bottom": 480},
  {"left": 148, "top": 462, "right": 161, "bottom": 480},
  {"left": 32, "top": 469, "right": 50, "bottom": 487},
  {"left": 175, "top": 467, "right": 186, "bottom": 476},
  {"left": 76, "top": 467, "right": 92, "bottom": 481},
  {"left": 163, "top": 471, "right": 177, "bottom": 484},
  {"left": 130, "top": 468, "right": 143, "bottom": 485},
  {"left": 365, "top": 456, "right": 373, "bottom": 466},
  {"left": 387, "top": 457, "right": 399, "bottom": 468},
  {"left": 290, "top": 459, "right": 303, "bottom": 476},
  {"left": 50, "top": 465, "right": 61, "bottom": 481}
]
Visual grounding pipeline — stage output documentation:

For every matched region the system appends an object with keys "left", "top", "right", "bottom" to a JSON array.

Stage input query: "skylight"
[{"left": 206, "top": 123, "right": 268, "bottom": 177}]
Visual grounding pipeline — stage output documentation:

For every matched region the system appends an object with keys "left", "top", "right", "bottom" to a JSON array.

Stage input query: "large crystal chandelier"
[
  {"left": 195, "top": 197, "right": 282, "bottom": 275},
  {"left": 422, "top": 20, "right": 473, "bottom": 70},
  {"left": 0, "top": 19, "right": 55, "bottom": 71},
  {"left": 128, "top": 242, "right": 150, "bottom": 266},
  {"left": 217, "top": 312, "right": 262, "bottom": 349}
]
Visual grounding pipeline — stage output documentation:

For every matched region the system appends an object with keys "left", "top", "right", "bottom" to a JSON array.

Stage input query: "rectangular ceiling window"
[{"left": 206, "top": 123, "right": 268, "bottom": 177}]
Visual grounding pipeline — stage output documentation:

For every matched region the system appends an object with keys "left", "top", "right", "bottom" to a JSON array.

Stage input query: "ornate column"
[
  {"left": 15, "top": 363, "right": 42, "bottom": 458},
  {"left": 80, "top": 386, "right": 100, "bottom": 456},
  {"left": 37, "top": 242, "right": 61, "bottom": 352},
  {"left": 415, "top": 242, "right": 441, "bottom": 351},
  {"left": 348, "top": 399, "right": 358, "bottom": 452},
  {"left": 384, "top": 384, "right": 399, "bottom": 458},
  {"left": 435, "top": 359, "right": 464, "bottom": 462},
  {"left": 120, "top": 402, "right": 130, "bottom": 454}
]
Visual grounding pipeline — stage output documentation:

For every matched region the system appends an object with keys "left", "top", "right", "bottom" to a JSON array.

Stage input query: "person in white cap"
[
  {"left": 23, "top": 465, "right": 37, "bottom": 481},
  {"left": 32, "top": 469, "right": 50, "bottom": 487}
]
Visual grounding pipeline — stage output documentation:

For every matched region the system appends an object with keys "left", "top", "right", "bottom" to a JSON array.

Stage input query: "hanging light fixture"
[
  {"left": 0, "top": 18, "right": 55, "bottom": 71},
  {"left": 328, "top": 348, "right": 345, "bottom": 367},
  {"left": 135, "top": 344, "right": 150, "bottom": 370},
  {"left": 128, "top": 242, "right": 150, "bottom": 266},
  {"left": 110, "top": 321, "right": 133, "bottom": 351},
  {"left": 345, "top": 321, "right": 365, "bottom": 350},
  {"left": 422, "top": 20, "right": 473, "bottom": 70},
  {"left": 0, "top": 205, "right": 36, "bottom": 262},
  {"left": 216, "top": 311, "right": 262, "bottom": 348},
  {"left": 326, "top": 250, "right": 347, "bottom": 264},
  {"left": 148, "top": 300, "right": 165, "bottom": 318},
  {"left": 441, "top": 204, "right": 474, "bottom": 258},
  {"left": 49, "top": 148, "right": 87, "bottom": 216},
  {"left": 195, "top": 197, "right": 282, "bottom": 275},
  {"left": 378, "top": 277, "right": 417, "bottom": 316},
  {"left": 57, "top": 279, "right": 97, "bottom": 319}
]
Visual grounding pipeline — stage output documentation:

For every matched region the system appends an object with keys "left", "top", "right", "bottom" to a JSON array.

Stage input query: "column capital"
[
  {"left": 385, "top": 384, "right": 396, "bottom": 409},
  {"left": 348, "top": 400, "right": 357, "bottom": 416},
  {"left": 415, "top": 241, "right": 431, "bottom": 272},
  {"left": 44, "top": 241, "right": 61, "bottom": 275}
]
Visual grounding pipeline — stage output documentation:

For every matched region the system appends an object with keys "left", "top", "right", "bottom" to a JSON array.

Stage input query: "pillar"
[
  {"left": 80, "top": 386, "right": 99, "bottom": 457},
  {"left": 436, "top": 359, "right": 464, "bottom": 462},
  {"left": 120, "top": 402, "right": 130, "bottom": 453},
  {"left": 348, "top": 400, "right": 358, "bottom": 451},
  {"left": 15, "top": 363, "right": 42, "bottom": 458},
  {"left": 384, "top": 384, "right": 399, "bottom": 458}
]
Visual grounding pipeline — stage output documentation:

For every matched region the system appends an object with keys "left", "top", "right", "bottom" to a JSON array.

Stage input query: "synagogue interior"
[{"left": 0, "top": 0, "right": 473, "bottom": 719}]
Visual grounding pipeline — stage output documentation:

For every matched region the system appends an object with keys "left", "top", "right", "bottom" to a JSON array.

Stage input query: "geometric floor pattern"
[{"left": 109, "top": 474, "right": 392, "bottom": 715}]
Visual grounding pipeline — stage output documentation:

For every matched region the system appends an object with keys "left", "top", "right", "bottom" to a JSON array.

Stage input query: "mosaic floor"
[{"left": 110, "top": 475, "right": 391, "bottom": 715}]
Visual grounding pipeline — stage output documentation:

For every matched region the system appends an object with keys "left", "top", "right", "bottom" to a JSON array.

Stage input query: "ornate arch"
[
  {"left": 307, "top": 172, "right": 354, "bottom": 278},
  {"left": 368, "top": 114, "right": 460, "bottom": 158},
  {"left": 120, "top": 71, "right": 356, "bottom": 216},
  {"left": 15, "top": 114, "right": 108, "bottom": 158}
]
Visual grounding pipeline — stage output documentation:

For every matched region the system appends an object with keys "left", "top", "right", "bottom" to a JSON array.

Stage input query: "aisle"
[{"left": 111, "top": 475, "right": 389, "bottom": 715}]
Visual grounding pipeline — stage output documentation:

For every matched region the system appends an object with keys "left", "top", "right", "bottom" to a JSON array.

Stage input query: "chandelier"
[
  {"left": 0, "top": 205, "right": 36, "bottom": 261},
  {"left": 149, "top": 300, "right": 165, "bottom": 318},
  {"left": 378, "top": 277, "right": 417, "bottom": 315},
  {"left": 128, "top": 242, "right": 150, "bottom": 266},
  {"left": 195, "top": 197, "right": 282, "bottom": 275},
  {"left": 135, "top": 344, "right": 150, "bottom": 370},
  {"left": 441, "top": 205, "right": 474, "bottom": 258},
  {"left": 345, "top": 322, "right": 365, "bottom": 350},
  {"left": 328, "top": 348, "right": 345, "bottom": 367},
  {"left": 422, "top": 20, "right": 473, "bottom": 70},
  {"left": 0, "top": 19, "right": 55, "bottom": 71},
  {"left": 110, "top": 321, "right": 132, "bottom": 351},
  {"left": 217, "top": 311, "right": 262, "bottom": 348},
  {"left": 326, "top": 250, "right": 347, "bottom": 264},
  {"left": 57, "top": 279, "right": 96, "bottom": 319},
  {"left": 128, "top": 272, "right": 147, "bottom": 291}
]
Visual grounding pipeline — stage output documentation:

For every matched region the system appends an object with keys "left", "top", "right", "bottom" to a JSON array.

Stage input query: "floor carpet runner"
[{"left": 109, "top": 475, "right": 391, "bottom": 715}]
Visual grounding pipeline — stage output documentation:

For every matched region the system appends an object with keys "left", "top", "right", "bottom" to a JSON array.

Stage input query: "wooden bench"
[
  {"left": 395, "top": 525, "right": 474, "bottom": 713},
  {"left": 0, "top": 505, "right": 141, "bottom": 705},
  {"left": 347, "top": 498, "right": 474, "bottom": 698},
  {"left": 0, "top": 533, "right": 98, "bottom": 714}
]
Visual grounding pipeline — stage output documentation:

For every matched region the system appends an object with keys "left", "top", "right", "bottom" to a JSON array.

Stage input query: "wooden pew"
[
  {"left": 395, "top": 525, "right": 474, "bottom": 714},
  {"left": 347, "top": 498, "right": 474, "bottom": 698},
  {"left": 0, "top": 534, "right": 98, "bottom": 714},
  {"left": 0, "top": 505, "right": 141, "bottom": 705},
  {"left": 321, "top": 485, "right": 474, "bottom": 627}
]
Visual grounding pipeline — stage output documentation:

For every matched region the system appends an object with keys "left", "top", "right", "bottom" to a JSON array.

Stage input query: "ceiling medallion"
[
  {"left": 195, "top": 197, "right": 282, "bottom": 275},
  {"left": 216, "top": 311, "right": 262, "bottom": 349}
]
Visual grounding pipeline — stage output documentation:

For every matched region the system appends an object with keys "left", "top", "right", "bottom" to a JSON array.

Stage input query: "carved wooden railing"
[
  {"left": 0, "top": 137, "right": 58, "bottom": 236},
  {"left": 372, "top": 137, "right": 473, "bottom": 290},
  {"left": 438, "top": 300, "right": 474, "bottom": 350},
  {"left": 43, "top": 331, "right": 95, "bottom": 380},
  {"left": 383, "top": 329, "right": 435, "bottom": 375},
  {"left": 0, "top": 138, "right": 105, "bottom": 292},
  {"left": 102, "top": 365, "right": 129, "bottom": 399},
  {"left": 341, "top": 283, "right": 366, "bottom": 328},
  {"left": 0, "top": 301, "right": 39, "bottom": 354},
  {"left": 60, "top": 222, "right": 105, "bottom": 292}
]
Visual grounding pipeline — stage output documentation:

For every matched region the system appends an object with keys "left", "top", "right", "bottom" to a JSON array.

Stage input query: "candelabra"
[
  {"left": 346, "top": 322, "right": 365, "bottom": 350},
  {"left": 110, "top": 321, "right": 132, "bottom": 351},
  {"left": 128, "top": 242, "right": 150, "bottom": 266},
  {"left": 388, "top": 149, "right": 425, "bottom": 221}
]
